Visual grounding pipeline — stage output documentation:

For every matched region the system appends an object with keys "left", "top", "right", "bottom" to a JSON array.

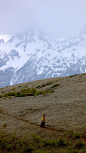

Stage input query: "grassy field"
[{"left": 0, "top": 73, "right": 86, "bottom": 152}]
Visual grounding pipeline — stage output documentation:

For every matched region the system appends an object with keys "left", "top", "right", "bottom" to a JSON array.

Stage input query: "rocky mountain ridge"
[{"left": 0, "top": 30, "right": 86, "bottom": 88}]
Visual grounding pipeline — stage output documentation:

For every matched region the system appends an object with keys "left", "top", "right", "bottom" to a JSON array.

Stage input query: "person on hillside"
[{"left": 40, "top": 115, "right": 45, "bottom": 128}]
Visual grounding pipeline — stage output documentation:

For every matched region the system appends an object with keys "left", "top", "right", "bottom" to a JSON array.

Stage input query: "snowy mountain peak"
[
  {"left": 0, "top": 30, "right": 86, "bottom": 88},
  {"left": 0, "top": 39, "right": 5, "bottom": 43}
]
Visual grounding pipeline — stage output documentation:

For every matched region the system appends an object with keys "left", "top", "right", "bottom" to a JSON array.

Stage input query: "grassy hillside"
[{"left": 0, "top": 73, "right": 86, "bottom": 152}]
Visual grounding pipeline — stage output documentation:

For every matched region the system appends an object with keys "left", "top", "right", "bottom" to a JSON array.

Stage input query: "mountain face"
[{"left": 0, "top": 30, "right": 86, "bottom": 88}]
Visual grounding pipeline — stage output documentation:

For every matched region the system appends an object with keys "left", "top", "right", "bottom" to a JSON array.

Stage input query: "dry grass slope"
[{"left": 0, "top": 73, "right": 86, "bottom": 152}]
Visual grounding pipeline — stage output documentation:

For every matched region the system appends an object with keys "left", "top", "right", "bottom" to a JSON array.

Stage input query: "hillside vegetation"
[{"left": 0, "top": 73, "right": 86, "bottom": 152}]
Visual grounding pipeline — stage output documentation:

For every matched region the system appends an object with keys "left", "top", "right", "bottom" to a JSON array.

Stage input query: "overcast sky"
[{"left": 0, "top": 0, "right": 86, "bottom": 39}]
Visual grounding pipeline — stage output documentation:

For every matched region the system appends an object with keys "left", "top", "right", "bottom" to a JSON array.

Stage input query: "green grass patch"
[
  {"left": 46, "top": 81, "right": 52, "bottom": 85},
  {"left": 74, "top": 141, "right": 84, "bottom": 149},
  {"left": 69, "top": 149, "right": 79, "bottom": 153},
  {"left": 0, "top": 131, "right": 85, "bottom": 153},
  {"left": 42, "top": 84, "right": 46, "bottom": 87},
  {"left": 48, "top": 90, "right": 54, "bottom": 93},
  {"left": 36, "top": 85, "right": 41, "bottom": 89},
  {"left": 15, "top": 92, "right": 29, "bottom": 97},
  {"left": 32, "top": 134, "right": 41, "bottom": 142},
  {"left": 0, "top": 94, "right": 3, "bottom": 98},
  {"left": 51, "top": 84, "right": 60, "bottom": 88},
  {"left": 1, "top": 84, "right": 57, "bottom": 99},
  {"left": 69, "top": 74, "right": 79, "bottom": 77},
  {"left": 4, "top": 93, "right": 8, "bottom": 97},
  {"left": 21, "top": 88, "right": 28, "bottom": 93},
  {"left": 35, "top": 91, "right": 43, "bottom": 95},
  {"left": 36, "top": 81, "right": 52, "bottom": 89},
  {"left": 4, "top": 92, "right": 15, "bottom": 97},
  {"left": 0, "top": 132, "right": 35, "bottom": 153},
  {"left": 18, "top": 86, "right": 21, "bottom": 88},
  {"left": 25, "top": 86, "right": 29, "bottom": 88},
  {"left": 73, "top": 132, "right": 81, "bottom": 139},
  {"left": 0, "top": 133, "right": 6, "bottom": 138},
  {"left": 43, "top": 139, "right": 55, "bottom": 146},
  {"left": 56, "top": 138, "right": 67, "bottom": 147}
]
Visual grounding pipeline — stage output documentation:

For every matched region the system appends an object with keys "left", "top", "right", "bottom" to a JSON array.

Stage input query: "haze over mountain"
[
  {"left": 0, "top": 0, "right": 86, "bottom": 88},
  {"left": 0, "top": 0, "right": 86, "bottom": 38}
]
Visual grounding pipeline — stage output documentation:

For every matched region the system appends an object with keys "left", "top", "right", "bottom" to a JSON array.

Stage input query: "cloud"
[{"left": 0, "top": 0, "right": 86, "bottom": 38}]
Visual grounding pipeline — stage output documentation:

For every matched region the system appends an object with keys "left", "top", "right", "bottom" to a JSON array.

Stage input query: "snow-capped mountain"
[{"left": 0, "top": 30, "right": 86, "bottom": 88}]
